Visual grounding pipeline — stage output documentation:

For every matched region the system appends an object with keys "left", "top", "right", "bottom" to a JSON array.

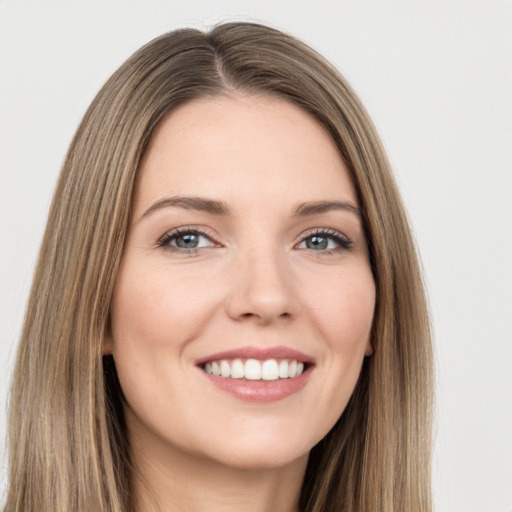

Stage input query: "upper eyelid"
[
  {"left": 300, "top": 227, "right": 344, "bottom": 236},
  {"left": 296, "top": 227, "right": 351, "bottom": 242},
  {"left": 161, "top": 226, "right": 217, "bottom": 238}
]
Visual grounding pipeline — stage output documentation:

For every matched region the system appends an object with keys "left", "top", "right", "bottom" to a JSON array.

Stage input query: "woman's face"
[{"left": 108, "top": 94, "right": 375, "bottom": 470}]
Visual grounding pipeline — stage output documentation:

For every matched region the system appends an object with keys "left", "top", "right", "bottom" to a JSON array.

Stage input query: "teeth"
[
  {"left": 203, "top": 358, "right": 306, "bottom": 380},
  {"left": 220, "top": 360, "right": 231, "bottom": 377},
  {"left": 231, "top": 359, "right": 244, "bottom": 379},
  {"left": 289, "top": 360, "right": 297, "bottom": 378},
  {"left": 278, "top": 360, "right": 289, "bottom": 378},
  {"left": 245, "top": 359, "right": 262, "bottom": 380},
  {"left": 211, "top": 361, "right": 221, "bottom": 376},
  {"left": 262, "top": 359, "right": 279, "bottom": 381}
]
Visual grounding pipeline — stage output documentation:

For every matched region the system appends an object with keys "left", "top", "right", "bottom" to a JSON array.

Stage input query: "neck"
[{"left": 128, "top": 427, "right": 308, "bottom": 512}]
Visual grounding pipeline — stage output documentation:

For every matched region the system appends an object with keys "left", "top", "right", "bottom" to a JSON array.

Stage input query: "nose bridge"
[{"left": 226, "top": 238, "right": 297, "bottom": 324}]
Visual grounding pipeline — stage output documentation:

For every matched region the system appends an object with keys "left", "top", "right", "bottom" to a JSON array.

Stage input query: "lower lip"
[{"left": 201, "top": 368, "right": 312, "bottom": 403}]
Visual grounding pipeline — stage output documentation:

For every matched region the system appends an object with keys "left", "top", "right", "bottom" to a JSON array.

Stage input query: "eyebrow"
[
  {"left": 141, "top": 195, "right": 361, "bottom": 220},
  {"left": 293, "top": 200, "right": 361, "bottom": 218},
  {"left": 141, "top": 196, "right": 230, "bottom": 218}
]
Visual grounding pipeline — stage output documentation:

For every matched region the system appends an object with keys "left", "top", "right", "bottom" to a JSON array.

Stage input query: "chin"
[
  {"left": 186, "top": 423, "right": 317, "bottom": 471},
  {"left": 204, "top": 442, "right": 311, "bottom": 471}
]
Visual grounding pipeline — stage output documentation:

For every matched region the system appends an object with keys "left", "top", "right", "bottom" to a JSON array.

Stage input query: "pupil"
[
  {"left": 307, "top": 236, "right": 327, "bottom": 250},
  {"left": 176, "top": 233, "right": 198, "bottom": 248}
]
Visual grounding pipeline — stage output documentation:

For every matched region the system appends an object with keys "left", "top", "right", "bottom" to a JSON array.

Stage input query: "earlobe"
[
  {"left": 364, "top": 340, "right": 374, "bottom": 357},
  {"left": 102, "top": 333, "right": 113, "bottom": 356},
  {"left": 102, "top": 313, "right": 115, "bottom": 355}
]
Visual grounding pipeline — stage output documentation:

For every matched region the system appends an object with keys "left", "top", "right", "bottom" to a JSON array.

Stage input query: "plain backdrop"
[{"left": 1, "top": 1, "right": 511, "bottom": 510}]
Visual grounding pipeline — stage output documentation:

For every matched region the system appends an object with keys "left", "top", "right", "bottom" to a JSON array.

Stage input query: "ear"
[
  {"left": 102, "top": 312, "right": 115, "bottom": 355},
  {"left": 103, "top": 339, "right": 113, "bottom": 355},
  {"left": 364, "top": 338, "right": 374, "bottom": 357},
  {"left": 102, "top": 329, "right": 114, "bottom": 356}
]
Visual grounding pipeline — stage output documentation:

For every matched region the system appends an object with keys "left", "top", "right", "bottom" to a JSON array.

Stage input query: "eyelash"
[
  {"left": 157, "top": 227, "right": 353, "bottom": 255},
  {"left": 157, "top": 227, "right": 216, "bottom": 255},
  {"left": 299, "top": 228, "right": 353, "bottom": 254}
]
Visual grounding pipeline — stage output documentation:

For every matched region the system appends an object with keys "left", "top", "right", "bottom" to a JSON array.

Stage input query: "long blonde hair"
[{"left": 6, "top": 22, "right": 433, "bottom": 512}]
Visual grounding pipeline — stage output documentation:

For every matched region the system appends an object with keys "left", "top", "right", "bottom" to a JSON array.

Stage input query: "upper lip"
[{"left": 196, "top": 345, "right": 315, "bottom": 366}]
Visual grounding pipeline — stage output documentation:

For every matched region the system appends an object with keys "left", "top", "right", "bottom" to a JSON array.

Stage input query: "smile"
[
  {"left": 197, "top": 346, "right": 314, "bottom": 402},
  {"left": 203, "top": 358, "right": 305, "bottom": 380}
]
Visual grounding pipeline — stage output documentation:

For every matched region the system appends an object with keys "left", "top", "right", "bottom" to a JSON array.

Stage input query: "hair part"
[{"left": 6, "top": 22, "right": 433, "bottom": 512}]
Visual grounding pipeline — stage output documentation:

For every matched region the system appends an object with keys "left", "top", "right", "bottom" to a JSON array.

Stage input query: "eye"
[
  {"left": 158, "top": 228, "right": 217, "bottom": 252},
  {"left": 296, "top": 229, "right": 353, "bottom": 253}
]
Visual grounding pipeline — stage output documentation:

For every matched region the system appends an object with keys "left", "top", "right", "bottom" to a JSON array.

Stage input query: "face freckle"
[{"left": 108, "top": 93, "right": 375, "bottom": 472}]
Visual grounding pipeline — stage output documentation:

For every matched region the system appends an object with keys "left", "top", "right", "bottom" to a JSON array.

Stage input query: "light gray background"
[{"left": 1, "top": 1, "right": 511, "bottom": 510}]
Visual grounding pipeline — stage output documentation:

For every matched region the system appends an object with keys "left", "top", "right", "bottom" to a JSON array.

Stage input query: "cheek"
[
  {"left": 109, "top": 260, "right": 224, "bottom": 429},
  {"left": 304, "top": 266, "right": 375, "bottom": 351},
  {"left": 111, "top": 260, "right": 221, "bottom": 354},
  {"left": 278, "top": 265, "right": 375, "bottom": 446}
]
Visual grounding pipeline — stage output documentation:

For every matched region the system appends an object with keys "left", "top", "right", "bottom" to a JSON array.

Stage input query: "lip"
[
  {"left": 196, "top": 345, "right": 314, "bottom": 403},
  {"left": 201, "top": 370, "right": 312, "bottom": 403},
  {"left": 195, "top": 345, "right": 314, "bottom": 366}
]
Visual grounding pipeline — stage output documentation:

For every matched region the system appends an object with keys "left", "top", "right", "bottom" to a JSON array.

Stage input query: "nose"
[{"left": 225, "top": 249, "right": 299, "bottom": 325}]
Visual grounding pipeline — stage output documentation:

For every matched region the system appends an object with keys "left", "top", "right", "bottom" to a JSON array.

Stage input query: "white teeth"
[
  {"left": 278, "top": 360, "right": 289, "bottom": 378},
  {"left": 289, "top": 360, "right": 297, "bottom": 378},
  {"left": 203, "top": 358, "right": 307, "bottom": 380},
  {"left": 245, "top": 359, "right": 262, "bottom": 380},
  {"left": 211, "top": 361, "right": 221, "bottom": 376},
  {"left": 220, "top": 360, "right": 230, "bottom": 377},
  {"left": 230, "top": 359, "right": 244, "bottom": 379},
  {"left": 262, "top": 359, "right": 279, "bottom": 381}
]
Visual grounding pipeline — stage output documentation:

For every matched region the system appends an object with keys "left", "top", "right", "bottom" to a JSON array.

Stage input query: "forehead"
[{"left": 134, "top": 94, "right": 357, "bottom": 215}]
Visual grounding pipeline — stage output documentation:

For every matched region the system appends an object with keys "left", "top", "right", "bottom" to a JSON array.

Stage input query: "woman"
[{"left": 5, "top": 22, "right": 433, "bottom": 512}]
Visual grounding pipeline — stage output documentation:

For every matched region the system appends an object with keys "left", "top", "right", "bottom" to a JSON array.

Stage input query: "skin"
[{"left": 106, "top": 94, "right": 376, "bottom": 512}]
